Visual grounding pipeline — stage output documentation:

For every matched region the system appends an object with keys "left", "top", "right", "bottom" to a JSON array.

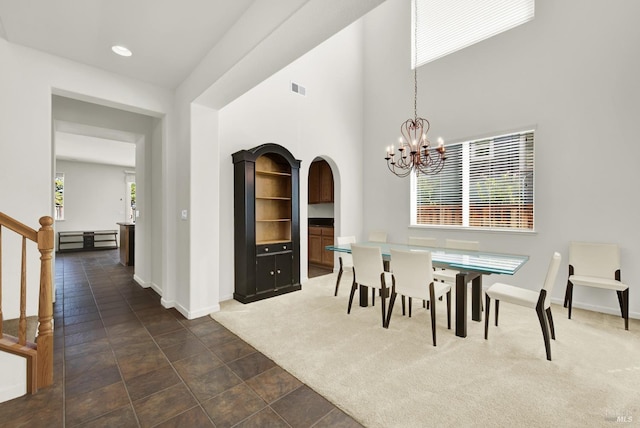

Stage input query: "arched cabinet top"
[{"left": 232, "top": 143, "right": 301, "bottom": 168}]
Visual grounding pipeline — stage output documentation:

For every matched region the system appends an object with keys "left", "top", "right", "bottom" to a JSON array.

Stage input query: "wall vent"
[{"left": 291, "top": 82, "right": 306, "bottom": 96}]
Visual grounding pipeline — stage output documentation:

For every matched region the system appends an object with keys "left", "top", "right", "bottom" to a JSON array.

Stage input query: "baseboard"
[
  {"left": 133, "top": 274, "right": 149, "bottom": 288},
  {"left": 219, "top": 293, "right": 234, "bottom": 302},
  {"left": 160, "top": 299, "right": 219, "bottom": 320},
  {"left": 550, "top": 297, "right": 639, "bottom": 320},
  {"left": 150, "top": 282, "right": 162, "bottom": 296}
]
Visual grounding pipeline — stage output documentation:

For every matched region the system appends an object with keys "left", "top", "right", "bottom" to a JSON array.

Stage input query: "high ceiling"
[
  {"left": 0, "top": 0, "right": 383, "bottom": 90},
  {"left": 0, "top": 0, "right": 385, "bottom": 166},
  {"left": 0, "top": 0, "right": 253, "bottom": 88}
]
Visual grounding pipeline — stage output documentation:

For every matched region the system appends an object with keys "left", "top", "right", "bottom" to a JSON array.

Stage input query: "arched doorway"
[{"left": 307, "top": 157, "right": 335, "bottom": 278}]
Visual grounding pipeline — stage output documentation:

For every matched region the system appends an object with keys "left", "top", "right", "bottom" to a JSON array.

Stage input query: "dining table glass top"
[{"left": 325, "top": 242, "right": 529, "bottom": 276}]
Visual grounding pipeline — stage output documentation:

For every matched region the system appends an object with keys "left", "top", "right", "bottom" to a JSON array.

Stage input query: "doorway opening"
[{"left": 307, "top": 157, "right": 335, "bottom": 278}]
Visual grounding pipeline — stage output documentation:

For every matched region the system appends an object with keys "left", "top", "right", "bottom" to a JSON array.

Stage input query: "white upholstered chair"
[
  {"left": 484, "top": 252, "right": 562, "bottom": 361},
  {"left": 368, "top": 231, "right": 388, "bottom": 243},
  {"left": 386, "top": 249, "right": 451, "bottom": 345},
  {"left": 564, "top": 242, "right": 629, "bottom": 330},
  {"left": 334, "top": 235, "right": 356, "bottom": 296},
  {"left": 348, "top": 244, "right": 392, "bottom": 327},
  {"left": 433, "top": 239, "right": 480, "bottom": 284},
  {"left": 408, "top": 236, "right": 438, "bottom": 247}
]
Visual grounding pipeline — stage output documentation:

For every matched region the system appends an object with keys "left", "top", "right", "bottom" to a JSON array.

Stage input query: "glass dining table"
[{"left": 325, "top": 242, "right": 529, "bottom": 338}]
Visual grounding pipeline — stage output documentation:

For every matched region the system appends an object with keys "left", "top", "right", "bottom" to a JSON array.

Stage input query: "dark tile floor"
[{"left": 0, "top": 250, "right": 361, "bottom": 427}]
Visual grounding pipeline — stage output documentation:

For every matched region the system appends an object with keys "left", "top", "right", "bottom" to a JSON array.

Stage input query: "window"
[
  {"left": 412, "top": 130, "right": 534, "bottom": 231},
  {"left": 124, "top": 171, "right": 136, "bottom": 222},
  {"left": 413, "top": 0, "right": 535, "bottom": 67},
  {"left": 54, "top": 172, "right": 64, "bottom": 220}
]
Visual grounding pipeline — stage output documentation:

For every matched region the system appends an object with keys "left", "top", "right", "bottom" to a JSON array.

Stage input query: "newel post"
[{"left": 36, "top": 216, "right": 54, "bottom": 389}]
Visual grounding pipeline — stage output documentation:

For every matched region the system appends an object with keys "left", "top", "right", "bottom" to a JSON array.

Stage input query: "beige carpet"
[{"left": 212, "top": 272, "right": 640, "bottom": 427}]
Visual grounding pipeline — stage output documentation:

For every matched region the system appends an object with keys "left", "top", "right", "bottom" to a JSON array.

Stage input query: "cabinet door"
[
  {"left": 319, "top": 162, "right": 334, "bottom": 203},
  {"left": 256, "top": 255, "right": 276, "bottom": 293},
  {"left": 308, "top": 161, "right": 321, "bottom": 204},
  {"left": 275, "top": 253, "right": 293, "bottom": 288},
  {"left": 321, "top": 234, "right": 334, "bottom": 267},
  {"left": 308, "top": 233, "right": 322, "bottom": 264}
]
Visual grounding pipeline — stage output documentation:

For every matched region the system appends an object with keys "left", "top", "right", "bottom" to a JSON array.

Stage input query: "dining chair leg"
[
  {"left": 546, "top": 308, "right": 556, "bottom": 340},
  {"left": 334, "top": 258, "right": 344, "bottom": 296},
  {"left": 566, "top": 281, "right": 574, "bottom": 319},
  {"left": 622, "top": 288, "right": 629, "bottom": 330},
  {"left": 484, "top": 294, "right": 491, "bottom": 340},
  {"left": 386, "top": 289, "right": 397, "bottom": 328},
  {"left": 495, "top": 300, "right": 500, "bottom": 326},
  {"left": 446, "top": 290, "right": 451, "bottom": 330},
  {"left": 347, "top": 279, "right": 358, "bottom": 314},
  {"left": 536, "top": 290, "right": 552, "bottom": 361},
  {"left": 616, "top": 290, "right": 623, "bottom": 315},
  {"left": 409, "top": 297, "right": 413, "bottom": 318},
  {"left": 372, "top": 288, "right": 375, "bottom": 307},
  {"left": 380, "top": 273, "right": 388, "bottom": 328},
  {"left": 429, "top": 283, "right": 437, "bottom": 346},
  {"left": 401, "top": 295, "right": 406, "bottom": 316}
]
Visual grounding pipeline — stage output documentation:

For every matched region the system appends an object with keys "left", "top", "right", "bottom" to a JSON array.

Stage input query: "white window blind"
[
  {"left": 413, "top": 0, "right": 535, "bottom": 67},
  {"left": 468, "top": 131, "right": 534, "bottom": 229},
  {"left": 413, "top": 145, "right": 463, "bottom": 226},
  {"left": 413, "top": 130, "right": 534, "bottom": 231}
]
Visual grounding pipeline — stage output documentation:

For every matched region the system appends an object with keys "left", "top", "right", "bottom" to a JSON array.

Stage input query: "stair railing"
[{"left": 0, "top": 212, "right": 54, "bottom": 393}]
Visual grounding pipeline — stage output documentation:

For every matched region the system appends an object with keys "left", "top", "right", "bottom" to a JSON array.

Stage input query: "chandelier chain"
[{"left": 384, "top": 0, "right": 446, "bottom": 177}]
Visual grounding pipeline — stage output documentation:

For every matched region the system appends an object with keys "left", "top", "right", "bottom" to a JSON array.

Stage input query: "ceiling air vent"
[{"left": 291, "top": 82, "right": 306, "bottom": 96}]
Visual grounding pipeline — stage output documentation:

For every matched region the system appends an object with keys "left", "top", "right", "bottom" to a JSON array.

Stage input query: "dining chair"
[
  {"left": 433, "top": 239, "right": 480, "bottom": 284},
  {"left": 368, "top": 231, "right": 388, "bottom": 243},
  {"left": 386, "top": 249, "right": 451, "bottom": 345},
  {"left": 564, "top": 242, "right": 629, "bottom": 330},
  {"left": 408, "top": 236, "right": 437, "bottom": 247},
  {"left": 407, "top": 236, "right": 438, "bottom": 312},
  {"left": 484, "top": 252, "right": 562, "bottom": 361},
  {"left": 348, "top": 244, "right": 391, "bottom": 327},
  {"left": 334, "top": 235, "right": 356, "bottom": 296}
]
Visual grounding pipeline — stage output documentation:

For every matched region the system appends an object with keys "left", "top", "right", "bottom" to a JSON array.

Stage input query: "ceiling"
[
  {"left": 0, "top": 0, "right": 384, "bottom": 166},
  {"left": 0, "top": 0, "right": 255, "bottom": 88}
]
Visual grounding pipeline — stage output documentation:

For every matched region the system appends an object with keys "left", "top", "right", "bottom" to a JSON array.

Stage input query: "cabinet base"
[{"left": 233, "top": 284, "right": 301, "bottom": 304}]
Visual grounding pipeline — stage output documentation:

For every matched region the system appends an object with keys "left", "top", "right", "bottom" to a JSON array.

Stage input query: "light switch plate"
[{"left": 181, "top": 209, "right": 188, "bottom": 220}]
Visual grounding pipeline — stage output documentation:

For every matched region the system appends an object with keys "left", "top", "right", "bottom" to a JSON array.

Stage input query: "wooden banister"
[{"left": 0, "top": 212, "right": 54, "bottom": 393}]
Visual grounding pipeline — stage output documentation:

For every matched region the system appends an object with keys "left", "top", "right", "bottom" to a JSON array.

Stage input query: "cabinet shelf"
[
  {"left": 256, "top": 219, "right": 291, "bottom": 222},
  {"left": 256, "top": 239, "right": 292, "bottom": 245},
  {"left": 256, "top": 170, "right": 291, "bottom": 177},
  {"left": 256, "top": 196, "right": 291, "bottom": 200}
]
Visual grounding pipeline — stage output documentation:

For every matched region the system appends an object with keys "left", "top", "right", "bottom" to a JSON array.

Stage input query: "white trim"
[
  {"left": 162, "top": 298, "right": 219, "bottom": 320},
  {"left": 133, "top": 274, "right": 149, "bottom": 288}
]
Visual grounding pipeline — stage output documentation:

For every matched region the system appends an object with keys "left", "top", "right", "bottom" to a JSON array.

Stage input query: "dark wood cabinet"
[
  {"left": 308, "top": 160, "right": 333, "bottom": 204},
  {"left": 232, "top": 143, "right": 301, "bottom": 303},
  {"left": 117, "top": 223, "right": 135, "bottom": 266},
  {"left": 309, "top": 226, "right": 334, "bottom": 268}
]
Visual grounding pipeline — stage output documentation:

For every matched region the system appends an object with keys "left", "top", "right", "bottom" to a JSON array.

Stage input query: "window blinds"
[
  {"left": 413, "top": 0, "right": 535, "bottom": 67},
  {"left": 468, "top": 131, "right": 534, "bottom": 229},
  {"left": 414, "top": 130, "right": 534, "bottom": 231},
  {"left": 414, "top": 145, "right": 463, "bottom": 226}
]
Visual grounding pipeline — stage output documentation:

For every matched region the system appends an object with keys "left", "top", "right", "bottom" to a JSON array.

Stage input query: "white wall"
[
  {"left": 55, "top": 160, "right": 133, "bottom": 246},
  {"left": 216, "top": 22, "right": 366, "bottom": 301},
  {"left": 0, "top": 39, "right": 172, "bottom": 320},
  {"left": 51, "top": 95, "right": 163, "bottom": 291},
  {"left": 363, "top": 0, "right": 640, "bottom": 317}
]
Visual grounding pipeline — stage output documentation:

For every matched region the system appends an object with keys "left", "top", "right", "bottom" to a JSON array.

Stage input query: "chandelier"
[{"left": 385, "top": 0, "right": 446, "bottom": 178}]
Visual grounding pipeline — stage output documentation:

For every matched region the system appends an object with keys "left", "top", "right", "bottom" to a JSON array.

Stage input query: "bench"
[{"left": 57, "top": 230, "right": 118, "bottom": 252}]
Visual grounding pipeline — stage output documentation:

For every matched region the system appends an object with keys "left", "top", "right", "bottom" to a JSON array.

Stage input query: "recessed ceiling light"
[{"left": 111, "top": 45, "right": 132, "bottom": 57}]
